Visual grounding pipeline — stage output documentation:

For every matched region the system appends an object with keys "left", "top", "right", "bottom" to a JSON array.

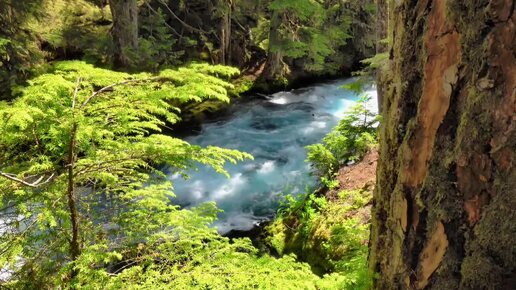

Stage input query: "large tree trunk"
[
  {"left": 109, "top": 0, "right": 138, "bottom": 68},
  {"left": 369, "top": 1, "right": 515, "bottom": 289}
]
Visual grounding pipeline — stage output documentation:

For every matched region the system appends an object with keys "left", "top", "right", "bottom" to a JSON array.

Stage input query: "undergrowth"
[
  {"left": 305, "top": 95, "right": 379, "bottom": 179},
  {"left": 265, "top": 189, "right": 373, "bottom": 289},
  {"left": 263, "top": 96, "right": 379, "bottom": 289}
]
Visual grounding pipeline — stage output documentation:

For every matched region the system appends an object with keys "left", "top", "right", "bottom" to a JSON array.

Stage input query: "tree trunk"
[
  {"left": 109, "top": 0, "right": 138, "bottom": 68},
  {"left": 220, "top": 9, "right": 230, "bottom": 65},
  {"left": 261, "top": 10, "right": 287, "bottom": 82},
  {"left": 219, "top": 0, "right": 232, "bottom": 65},
  {"left": 375, "top": 0, "right": 388, "bottom": 54},
  {"left": 375, "top": 0, "right": 388, "bottom": 113},
  {"left": 369, "top": 1, "right": 515, "bottom": 289}
]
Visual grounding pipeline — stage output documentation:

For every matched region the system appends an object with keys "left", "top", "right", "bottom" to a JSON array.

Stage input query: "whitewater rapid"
[{"left": 169, "top": 79, "right": 377, "bottom": 233}]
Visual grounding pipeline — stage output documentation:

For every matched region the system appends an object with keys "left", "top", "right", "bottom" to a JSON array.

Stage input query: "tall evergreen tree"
[{"left": 0, "top": 61, "right": 250, "bottom": 285}]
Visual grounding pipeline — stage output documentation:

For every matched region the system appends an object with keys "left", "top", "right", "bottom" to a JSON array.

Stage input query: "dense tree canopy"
[{"left": 0, "top": 0, "right": 377, "bottom": 100}]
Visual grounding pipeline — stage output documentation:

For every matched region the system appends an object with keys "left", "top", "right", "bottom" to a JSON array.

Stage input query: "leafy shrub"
[
  {"left": 265, "top": 189, "right": 373, "bottom": 289},
  {"left": 306, "top": 96, "right": 378, "bottom": 178}
]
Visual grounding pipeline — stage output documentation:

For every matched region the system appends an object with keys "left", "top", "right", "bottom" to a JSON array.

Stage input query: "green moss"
[
  {"left": 230, "top": 76, "right": 255, "bottom": 96},
  {"left": 265, "top": 218, "right": 288, "bottom": 255},
  {"left": 252, "top": 75, "right": 289, "bottom": 94}
]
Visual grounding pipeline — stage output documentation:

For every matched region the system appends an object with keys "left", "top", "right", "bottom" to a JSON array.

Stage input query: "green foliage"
[
  {"left": 129, "top": 8, "right": 184, "bottom": 71},
  {"left": 267, "top": 0, "right": 350, "bottom": 73},
  {"left": 0, "top": 0, "right": 46, "bottom": 99},
  {"left": 305, "top": 144, "right": 338, "bottom": 177},
  {"left": 260, "top": 0, "right": 376, "bottom": 79},
  {"left": 29, "top": 0, "right": 181, "bottom": 70},
  {"left": 1, "top": 60, "right": 375, "bottom": 289},
  {"left": 0, "top": 60, "right": 249, "bottom": 287},
  {"left": 321, "top": 176, "right": 340, "bottom": 190},
  {"left": 30, "top": 0, "right": 114, "bottom": 65},
  {"left": 306, "top": 96, "right": 378, "bottom": 178},
  {"left": 78, "top": 235, "right": 323, "bottom": 289},
  {"left": 265, "top": 189, "right": 373, "bottom": 289},
  {"left": 250, "top": 16, "right": 271, "bottom": 50},
  {"left": 279, "top": 192, "right": 327, "bottom": 238},
  {"left": 361, "top": 52, "right": 389, "bottom": 70},
  {"left": 342, "top": 78, "right": 370, "bottom": 95}
]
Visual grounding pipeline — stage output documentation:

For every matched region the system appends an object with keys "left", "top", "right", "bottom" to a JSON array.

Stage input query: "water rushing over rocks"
[{"left": 169, "top": 79, "right": 377, "bottom": 233}]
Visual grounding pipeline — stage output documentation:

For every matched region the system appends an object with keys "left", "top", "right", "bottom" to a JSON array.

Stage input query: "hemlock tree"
[
  {"left": 260, "top": 0, "right": 374, "bottom": 84},
  {"left": 0, "top": 61, "right": 251, "bottom": 287},
  {"left": 262, "top": 0, "right": 331, "bottom": 82},
  {"left": 369, "top": 1, "right": 515, "bottom": 289}
]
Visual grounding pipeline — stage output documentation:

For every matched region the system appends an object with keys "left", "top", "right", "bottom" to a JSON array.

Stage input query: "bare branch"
[
  {"left": 72, "top": 77, "right": 81, "bottom": 110},
  {"left": 0, "top": 172, "right": 37, "bottom": 187},
  {"left": 81, "top": 79, "right": 139, "bottom": 109},
  {"left": 0, "top": 172, "right": 55, "bottom": 188}
]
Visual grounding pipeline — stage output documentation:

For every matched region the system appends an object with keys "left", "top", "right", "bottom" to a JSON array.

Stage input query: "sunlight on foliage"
[
  {"left": 0, "top": 61, "right": 250, "bottom": 288},
  {"left": 306, "top": 96, "right": 378, "bottom": 178},
  {"left": 266, "top": 188, "right": 374, "bottom": 290}
]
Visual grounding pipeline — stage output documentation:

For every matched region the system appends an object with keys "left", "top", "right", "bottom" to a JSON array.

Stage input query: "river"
[{"left": 169, "top": 78, "right": 378, "bottom": 234}]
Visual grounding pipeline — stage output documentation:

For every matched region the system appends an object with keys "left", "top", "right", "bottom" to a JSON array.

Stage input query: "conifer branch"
[
  {"left": 156, "top": 0, "right": 209, "bottom": 35},
  {"left": 81, "top": 76, "right": 173, "bottom": 109},
  {"left": 144, "top": 1, "right": 181, "bottom": 37}
]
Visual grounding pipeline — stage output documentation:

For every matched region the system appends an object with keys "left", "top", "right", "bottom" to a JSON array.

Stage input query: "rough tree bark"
[
  {"left": 375, "top": 0, "right": 388, "bottom": 113},
  {"left": 369, "top": 0, "right": 515, "bottom": 289},
  {"left": 109, "top": 0, "right": 138, "bottom": 68}
]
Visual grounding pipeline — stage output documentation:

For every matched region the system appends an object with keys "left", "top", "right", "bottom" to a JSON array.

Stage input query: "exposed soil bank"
[{"left": 333, "top": 149, "right": 378, "bottom": 196}]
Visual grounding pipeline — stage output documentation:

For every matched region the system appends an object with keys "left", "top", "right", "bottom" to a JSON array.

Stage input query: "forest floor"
[
  {"left": 329, "top": 148, "right": 378, "bottom": 197},
  {"left": 326, "top": 148, "right": 378, "bottom": 223}
]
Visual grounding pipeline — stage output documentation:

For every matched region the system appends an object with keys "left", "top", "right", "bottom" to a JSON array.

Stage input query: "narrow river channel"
[{"left": 169, "top": 78, "right": 377, "bottom": 233}]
